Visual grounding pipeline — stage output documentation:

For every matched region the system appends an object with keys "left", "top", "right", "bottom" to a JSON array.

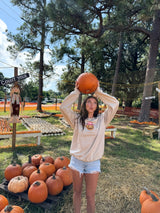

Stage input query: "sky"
[{"left": 0, "top": 0, "right": 66, "bottom": 92}]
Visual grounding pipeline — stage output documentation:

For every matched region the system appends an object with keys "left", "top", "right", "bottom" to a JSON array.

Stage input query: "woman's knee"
[{"left": 86, "top": 193, "right": 95, "bottom": 202}]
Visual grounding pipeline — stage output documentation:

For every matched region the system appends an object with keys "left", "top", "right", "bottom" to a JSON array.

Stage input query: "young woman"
[{"left": 60, "top": 82, "right": 119, "bottom": 213}]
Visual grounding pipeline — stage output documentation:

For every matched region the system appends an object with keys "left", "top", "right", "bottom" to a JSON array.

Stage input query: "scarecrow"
[{"left": 9, "top": 84, "right": 21, "bottom": 123}]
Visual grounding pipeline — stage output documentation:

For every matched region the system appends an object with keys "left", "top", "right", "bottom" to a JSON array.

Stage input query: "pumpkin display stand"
[{"left": 0, "top": 178, "right": 72, "bottom": 212}]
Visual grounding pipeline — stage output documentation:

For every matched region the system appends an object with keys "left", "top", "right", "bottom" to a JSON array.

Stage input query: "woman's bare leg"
[
  {"left": 71, "top": 169, "right": 84, "bottom": 213},
  {"left": 85, "top": 173, "right": 99, "bottom": 213}
]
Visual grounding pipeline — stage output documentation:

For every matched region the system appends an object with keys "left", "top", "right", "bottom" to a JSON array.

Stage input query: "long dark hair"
[{"left": 78, "top": 96, "right": 99, "bottom": 129}]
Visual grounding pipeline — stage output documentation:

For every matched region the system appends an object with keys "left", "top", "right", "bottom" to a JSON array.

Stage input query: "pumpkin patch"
[{"left": 1, "top": 154, "right": 72, "bottom": 206}]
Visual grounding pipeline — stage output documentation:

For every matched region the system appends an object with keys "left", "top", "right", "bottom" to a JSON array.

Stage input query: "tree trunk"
[
  {"left": 138, "top": 9, "right": 160, "bottom": 122},
  {"left": 77, "top": 51, "right": 85, "bottom": 110},
  {"left": 37, "top": 49, "right": 44, "bottom": 112},
  {"left": 37, "top": 0, "right": 46, "bottom": 112},
  {"left": 111, "top": 32, "right": 123, "bottom": 96}
]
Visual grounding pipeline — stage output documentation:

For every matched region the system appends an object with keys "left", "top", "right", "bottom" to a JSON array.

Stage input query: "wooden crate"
[{"left": 0, "top": 179, "right": 72, "bottom": 212}]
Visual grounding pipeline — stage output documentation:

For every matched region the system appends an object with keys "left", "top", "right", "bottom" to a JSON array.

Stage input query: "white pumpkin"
[{"left": 8, "top": 175, "right": 29, "bottom": 193}]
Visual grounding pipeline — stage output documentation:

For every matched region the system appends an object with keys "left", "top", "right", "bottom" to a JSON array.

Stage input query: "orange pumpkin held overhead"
[{"left": 76, "top": 73, "right": 98, "bottom": 94}]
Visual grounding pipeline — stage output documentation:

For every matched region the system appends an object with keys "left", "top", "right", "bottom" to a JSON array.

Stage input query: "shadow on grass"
[{"left": 104, "top": 128, "right": 160, "bottom": 162}]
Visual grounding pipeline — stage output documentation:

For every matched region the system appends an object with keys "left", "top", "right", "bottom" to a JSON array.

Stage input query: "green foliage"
[
  {"left": 57, "top": 65, "right": 80, "bottom": 94},
  {"left": 20, "top": 81, "right": 38, "bottom": 101},
  {"left": 0, "top": 72, "right": 9, "bottom": 96},
  {"left": 7, "top": 0, "right": 160, "bottom": 118}
]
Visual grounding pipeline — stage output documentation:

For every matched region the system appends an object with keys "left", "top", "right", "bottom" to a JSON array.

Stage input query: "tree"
[
  {"left": 116, "top": 32, "right": 148, "bottom": 106},
  {"left": 7, "top": 0, "right": 54, "bottom": 112},
  {"left": 137, "top": 7, "right": 160, "bottom": 121},
  {"left": 111, "top": 32, "right": 123, "bottom": 96},
  {"left": 0, "top": 72, "right": 9, "bottom": 98},
  {"left": 20, "top": 80, "right": 38, "bottom": 101},
  {"left": 48, "top": 0, "right": 160, "bottom": 121}
]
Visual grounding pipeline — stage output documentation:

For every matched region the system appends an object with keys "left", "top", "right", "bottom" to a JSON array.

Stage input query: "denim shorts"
[{"left": 69, "top": 156, "right": 101, "bottom": 175}]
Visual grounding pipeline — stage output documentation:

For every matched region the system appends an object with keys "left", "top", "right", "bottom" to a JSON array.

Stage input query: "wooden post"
[
  {"left": 12, "top": 67, "right": 18, "bottom": 150},
  {"left": 158, "top": 82, "right": 160, "bottom": 127},
  {"left": 4, "top": 93, "right": 7, "bottom": 112},
  {"left": 56, "top": 97, "right": 57, "bottom": 111}
]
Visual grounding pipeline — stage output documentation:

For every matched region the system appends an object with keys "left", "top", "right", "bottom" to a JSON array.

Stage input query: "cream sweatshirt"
[{"left": 60, "top": 87, "right": 119, "bottom": 162}]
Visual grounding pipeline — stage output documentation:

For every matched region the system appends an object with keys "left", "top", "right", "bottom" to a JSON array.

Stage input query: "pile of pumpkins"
[
  {"left": 139, "top": 187, "right": 160, "bottom": 213},
  {"left": 0, "top": 196, "right": 24, "bottom": 213},
  {"left": 2, "top": 154, "right": 72, "bottom": 207}
]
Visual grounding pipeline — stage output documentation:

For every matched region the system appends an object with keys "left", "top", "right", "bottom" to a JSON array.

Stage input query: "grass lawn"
[{"left": 0, "top": 112, "right": 160, "bottom": 213}]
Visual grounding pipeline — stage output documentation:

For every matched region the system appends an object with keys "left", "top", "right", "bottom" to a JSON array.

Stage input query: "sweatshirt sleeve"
[
  {"left": 60, "top": 88, "right": 80, "bottom": 128},
  {"left": 94, "top": 87, "right": 119, "bottom": 126}
]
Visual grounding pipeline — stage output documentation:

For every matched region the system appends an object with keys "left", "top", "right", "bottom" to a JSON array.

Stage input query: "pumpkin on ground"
[
  {"left": 31, "top": 154, "right": 42, "bottom": 166},
  {"left": 141, "top": 195, "right": 160, "bottom": 213},
  {"left": 76, "top": 73, "right": 98, "bottom": 94},
  {"left": 4, "top": 163, "right": 22, "bottom": 181},
  {"left": 46, "top": 174, "right": 63, "bottom": 195},
  {"left": 22, "top": 155, "right": 33, "bottom": 170},
  {"left": 40, "top": 156, "right": 54, "bottom": 164},
  {"left": 39, "top": 162, "right": 56, "bottom": 177},
  {"left": 28, "top": 180, "right": 48, "bottom": 203},
  {"left": 8, "top": 176, "right": 28, "bottom": 193},
  {"left": 29, "top": 169, "right": 47, "bottom": 185},
  {"left": 54, "top": 156, "right": 70, "bottom": 170},
  {"left": 0, "top": 194, "right": 9, "bottom": 211},
  {"left": 139, "top": 187, "right": 159, "bottom": 205},
  {"left": 22, "top": 165, "right": 37, "bottom": 178},
  {"left": 1, "top": 205, "right": 24, "bottom": 213},
  {"left": 56, "top": 166, "right": 73, "bottom": 186}
]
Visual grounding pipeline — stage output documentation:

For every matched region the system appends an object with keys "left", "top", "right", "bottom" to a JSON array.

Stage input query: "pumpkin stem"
[
  {"left": 37, "top": 169, "right": 41, "bottom": 173},
  {"left": 11, "top": 161, "right": 17, "bottom": 166},
  {"left": 52, "top": 174, "right": 56, "bottom": 179},
  {"left": 28, "top": 155, "right": 32, "bottom": 163},
  {"left": 144, "top": 187, "right": 159, "bottom": 202},
  {"left": 60, "top": 157, "right": 64, "bottom": 161},
  {"left": 34, "top": 181, "right": 41, "bottom": 186},
  {"left": 4, "top": 205, "right": 13, "bottom": 212}
]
